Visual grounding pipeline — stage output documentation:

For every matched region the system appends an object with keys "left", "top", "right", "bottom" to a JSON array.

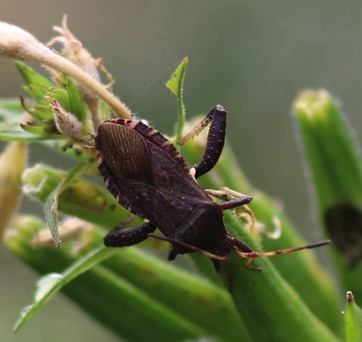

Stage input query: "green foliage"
[
  {"left": 344, "top": 291, "right": 362, "bottom": 342},
  {"left": 295, "top": 90, "right": 362, "bottom": 303},
  {"left": 1, "top": 26, "right": 361, "bottom": 341},
  {"left": 166, "top": 56, "right": 188, "bottom": 144}
]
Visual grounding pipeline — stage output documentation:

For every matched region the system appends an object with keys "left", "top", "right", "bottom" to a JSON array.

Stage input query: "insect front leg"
[
  {"left": 104, "top": 221, "right": 156, "bottom": 247},
  {"left": 206, "top": 188, "right": 252, "bottom": 210},
  {"left": 178, "top": 105, "right": 228, "bottom": 179}
]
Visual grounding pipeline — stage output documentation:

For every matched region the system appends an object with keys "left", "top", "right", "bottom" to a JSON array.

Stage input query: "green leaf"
[
  {"left": 66, "top": 77, "right": 87, "bottom": 124},
  {"left": 43, "top": 179, "right": 64, "bottom": 248},
  {"left": 294, "top": 89, "right": 362, "bottom": 303},
  {"left": 166, "top": 57, "right": 188, "bottom": 96},
  {"left": 19, "top": 123, "right": 47, "bottom": 135},
  {"left": 102, "top": 243, "right": 250, "bottom": 340},
  {"left": 0, "top": 100, "right": 58, "bottom": 141},
  {"left": 219, "top": 236, "right": 338, "bottom": 341},
  {"left": 13, "top": 249, "right": 206, "bottom": 340},
  {"left": 0, "top": 127, "right": 62, "bottom": 141},
  {"left": 13, "top": 247, "right": 118, "bottom": 333},
  {"left": 345, "top": 291, "right": 362, "bottom": 342},
  {"left": 43, "top": 161, "right": 89, "bottom": 248},
  {"left": 6, "top": 217, "right": 248, "bottom": 341},
  {"left": 49, "top": 84, "right": 87, "bottom": 124},
  {"left": 48, "top": 88, "right": 69, "bottom": 109},
  {"left": 294, "top": 90, "right": 362, "bottom": 211},
  {"left": 15, "top": 61, "right": 54, "bottom": 103},
  {"left": 22, "top": 164, "right": 128, "bottom": 228},
  {"left": 166, "top": 57, "right": 189, "bottom": 143}
]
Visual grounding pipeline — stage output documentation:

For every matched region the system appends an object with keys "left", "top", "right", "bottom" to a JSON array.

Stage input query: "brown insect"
[{"left": 96, "top": 105, "right": 329, "bottom": 270}]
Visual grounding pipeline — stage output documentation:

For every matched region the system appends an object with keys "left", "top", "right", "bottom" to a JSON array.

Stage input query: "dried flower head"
[{"left": 0, "top": 20, "right": 132, "bottom": 121}]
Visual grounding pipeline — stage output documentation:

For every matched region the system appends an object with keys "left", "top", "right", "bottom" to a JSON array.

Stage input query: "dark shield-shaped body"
[{"left": 96, "top": 119, "right": 230, "bottom": 257}]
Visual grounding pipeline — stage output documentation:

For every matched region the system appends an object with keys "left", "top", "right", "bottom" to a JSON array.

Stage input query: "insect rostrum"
[{"left": 96, "top": 105, "right": 329, "bottom": 269}]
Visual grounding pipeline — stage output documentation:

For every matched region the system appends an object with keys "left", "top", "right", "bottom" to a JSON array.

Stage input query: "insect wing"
[
  {"left": 96, "top": 120, "right": 213, "bottom": 231},
  {"left": 96, "top": 121, "right": 155, "bottom": 216},
  {"left": 97, "top": 122, "right": 153, "bottom": 182}
]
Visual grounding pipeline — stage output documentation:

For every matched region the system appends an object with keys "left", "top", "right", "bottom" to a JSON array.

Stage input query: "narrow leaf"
[
  {"left": 19, "top": 123, "right": 47, "bottom": 135},
  {"left": 0, "top": 128, "right": 62, "bottom": 141},
  {"left": 43, "top": 161, "right": 88, "bottom": 248},
  {"left": 294, "top": 89, "right": 362, "bottom": 302},
  {"left": 294, "top": 90, "right": 362, "bottom": 211},
  {"left": 15, "top": 61, "right": 54, "bottom": 103},
  {"left": 43, "top": 179, "right": 64, "bottom": 248},
  {"left": 102, "top": 242, "right": 250, "bottom": 340},
  {"left": 345, "top": 291, "right": 362, "bottom": 342},
  {"left": 13, "top": 247, "right": 118, "bottom": 333},
  {"left": 22, "top": 164, "right": 128, "bottom": 228},
  {"left": 66, "top": 77, "right": 87, "bottom": 124},
  {"left": 7, "top": 218, "right": 237, "bottom": 340},
  {"left": 166, "top": 57, "right": 189, "bottom": 143}
]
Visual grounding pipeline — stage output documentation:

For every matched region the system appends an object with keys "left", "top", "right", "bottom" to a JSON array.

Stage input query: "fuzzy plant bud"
[
  {"left": 0, "top": 22, "right": 49, "bottom": 61},
  {"left": 49, "top": 99, "right": 83, "bottom": 139}
]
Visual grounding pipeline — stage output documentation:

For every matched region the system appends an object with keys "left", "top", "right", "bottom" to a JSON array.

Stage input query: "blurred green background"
[{"left": 1, "top": 1, "right": 362, "bottom": 341}]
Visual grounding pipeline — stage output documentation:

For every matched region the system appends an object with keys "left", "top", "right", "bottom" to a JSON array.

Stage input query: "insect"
[{"left": 96, "top": 105, "right": 329, "bottom": 269}]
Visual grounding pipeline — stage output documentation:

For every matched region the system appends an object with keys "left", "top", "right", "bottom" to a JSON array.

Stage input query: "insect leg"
[
  {"left": 178, "top": 105, "right": 228, "bottom": 179},
  {"left": 206, "top": 188, "right": 253, "bottom": 210},
  {"left": 219, "top": 195, "right": 252, "bottom": 210},
  {"left": 104, "top": 221, "right": 156, "bottom": 247}
]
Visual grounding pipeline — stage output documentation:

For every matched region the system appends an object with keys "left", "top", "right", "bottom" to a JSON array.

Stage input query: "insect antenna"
[
  {"left": 232, "top": 240, "right": 331, "bottom": 271},
  {"left": 148, "top": 233, "right": 229, "bottom": 261}
]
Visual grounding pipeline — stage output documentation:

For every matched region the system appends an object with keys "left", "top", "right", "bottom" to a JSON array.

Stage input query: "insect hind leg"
[{"left": 178, "top": 105, "right": 228, "bottom": 179}]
